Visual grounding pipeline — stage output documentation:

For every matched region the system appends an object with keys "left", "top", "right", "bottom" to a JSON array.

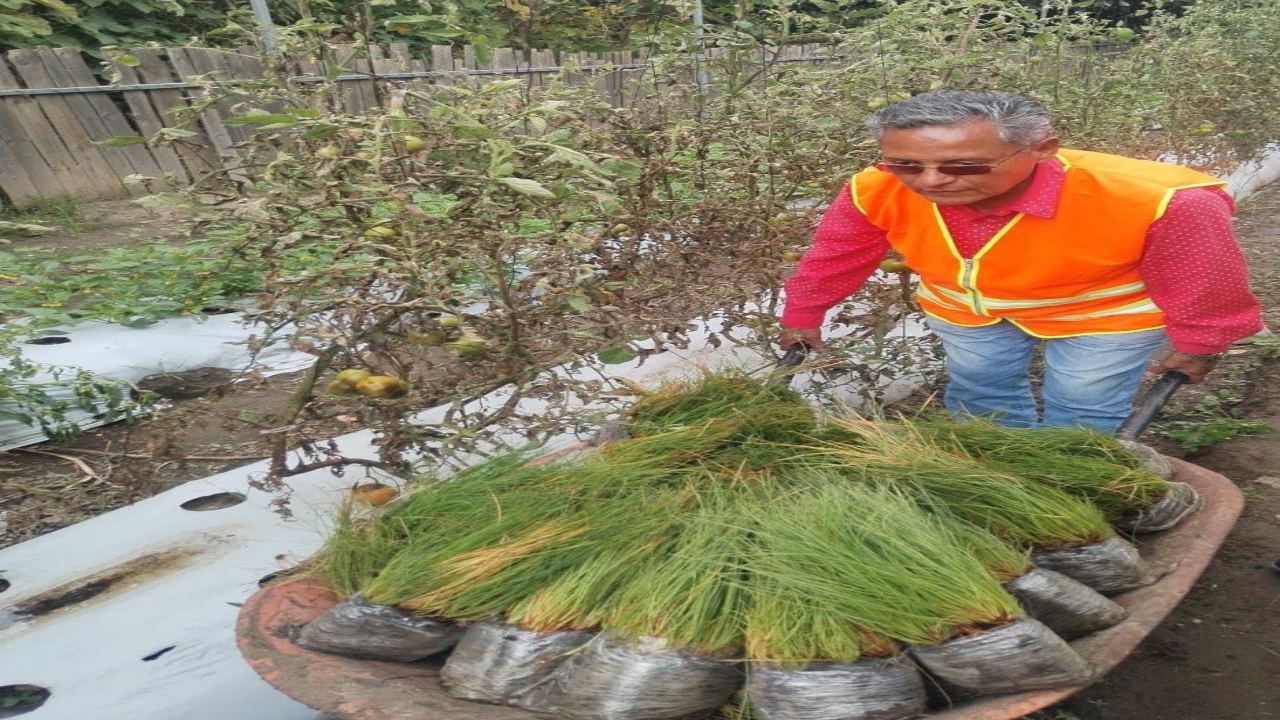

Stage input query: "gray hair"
[{"left": 867, "top": 91, "right": 1053, "bottom": 145}]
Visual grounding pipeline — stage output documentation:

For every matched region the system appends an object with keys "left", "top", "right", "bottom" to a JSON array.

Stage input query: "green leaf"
[
  {"left": 497, "top": 177, "right": 555, "bottom": 199},
  {"left": 546, "top": 146, "right": 599, "bottom": 171},
  {"left": 601, "top": 159, "right": 643, "bottom": 181},
  {"left": 451, "top": 119, "right": 496, "bottom": 139},
  {"left": 596, "top": 346, "right": 637, "bottom": 364},
  {"left": 0, "top": 221, "right": 54, "bottom": 236},
  {"left": 99, "top": 135, "right": 149, "bottom": 147},
  {"left": 0, "top": 410, "right": 34, "bottom": 426},
  {"left": 113, "top": 54, "right": 139, "bottom": 67},
  {"left": 563, "top": 293, "right": 591, "bottom": 312},
  {"left": 224, "top": 114, "right": 301, "bottom": 126}
]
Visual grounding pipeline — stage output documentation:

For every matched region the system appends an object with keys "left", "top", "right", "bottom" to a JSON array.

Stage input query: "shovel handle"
[
  {"left": 1115, "top": 370, "right": 1189, "bottom": 441},
  {"left": 778, "top": 343, "right": 811, "bottom": 369},
  {"left": 772, "top": 342, "right": 812, "bottom": 387}
]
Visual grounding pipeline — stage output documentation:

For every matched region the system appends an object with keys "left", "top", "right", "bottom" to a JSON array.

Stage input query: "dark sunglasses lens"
[
  {"left": 938, "top": 165, "right": 992, "bottom": 176},
  {"left": 876, "top": 163, "right": 924, "bottom": 175},
  {"left": 876, "top": 163, "right": 993, "bottom": 176}
]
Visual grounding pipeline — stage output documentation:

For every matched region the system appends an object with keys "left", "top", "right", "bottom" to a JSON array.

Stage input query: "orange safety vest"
[{"left": 850, "top": 149, "right": 1227, "bottom": 337}]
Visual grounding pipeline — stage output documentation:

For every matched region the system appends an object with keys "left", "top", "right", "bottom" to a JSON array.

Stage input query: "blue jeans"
[{"left": 926, "top": 317, "right": 1168, "bottom": 432}]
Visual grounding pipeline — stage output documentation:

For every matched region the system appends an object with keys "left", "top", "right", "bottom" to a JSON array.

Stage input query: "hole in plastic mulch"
[
  {"left": 200, "top": 305, "right": 236, "bottom": 315},
  {"left": 180, "top": 492, "right": 246, "bottom": 511},
  {"left": 0, "top": 578, "right": 9, "bottom": 594},
  {"left": 142, "top": 645, "right": 177, "bottom": 662},
  {"left": 0, "top": 685, "right": 50, "bottom": 717},
  {"left": 25, "top": 336, "right": 70, "bottom": 345}
]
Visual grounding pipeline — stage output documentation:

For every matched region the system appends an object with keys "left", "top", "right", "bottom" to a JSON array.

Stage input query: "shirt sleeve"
[
  {"left": 781, "top": 184, "right": 890, "bottom": 328},
  {"left": 1141, "top": 186, "right": 1264, "bottom": 354}
]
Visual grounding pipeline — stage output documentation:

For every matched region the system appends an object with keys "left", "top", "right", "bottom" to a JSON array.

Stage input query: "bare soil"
[{"left": 3, "top": 187, "right": 1280, "bottom": 720}]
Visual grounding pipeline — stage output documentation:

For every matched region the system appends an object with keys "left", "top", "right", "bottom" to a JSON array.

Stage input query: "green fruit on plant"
[
  {"left": 354, "top": 150, "right": 376, "bottom": 161},
  {"left": 436, "top": 316, "right": 463, "bottom": 329},
  {"left": 879, "top": 258, "right": 911, "bottom": 273},
  {"left": 409, "top": 330, "right": 447, "bottom": 346},
  {"left": 334, "top": 368, "right": 372, "bottom": 386},
  {"left": 355, "top": 375, "right": 410, "bottom": 398},
  {"left": 781, "top": 251, "right": 801, "bottom": 262},
  {"left": 402, "top": 135, "right": 427, "bottom": 152},
  {"left": 315, "top": 145, "right": 342, "bottom": 159},
  {"left": 446, "top": 338, "right": 489, "bottom": 357}
]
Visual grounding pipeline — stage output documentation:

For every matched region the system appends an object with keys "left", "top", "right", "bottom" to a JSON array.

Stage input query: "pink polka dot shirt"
[{"left": 782, "top": 156, "right": 1263, "bottom": 354}]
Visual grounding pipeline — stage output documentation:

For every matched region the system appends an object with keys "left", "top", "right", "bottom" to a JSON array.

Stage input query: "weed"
[
  {"left": 1, "top": 196, "right": 84, "bottom": 235},
  {"left": 1162, "top": 417, "right": 1275, "bottom": 455}
]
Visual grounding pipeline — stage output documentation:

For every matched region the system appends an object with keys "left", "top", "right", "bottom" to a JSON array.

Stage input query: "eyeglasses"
[{"left": 874, "top": 148, "right": 1028, "bottom": 176}]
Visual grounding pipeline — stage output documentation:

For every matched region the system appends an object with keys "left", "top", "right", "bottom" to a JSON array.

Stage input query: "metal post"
[
  {"left": 247, "top": 0, "right": 279, "bottom": 51},
  {"left": 693, "top": 0, "right": 709, "bottom": 106}
]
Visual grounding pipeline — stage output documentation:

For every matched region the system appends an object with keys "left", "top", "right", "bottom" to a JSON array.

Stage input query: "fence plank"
[
  {"left": 25, "top": 48, "right": 145, "bottom": 189},
  {"left": 335, "top": 47, "right": 377, "bottom": 114},
  {"left": 430, "top": 45, "right": 454, "bottom": 86},
  {"left": 212, "top": 47, "right": 265, "bottom": 145},
  {"left": 128, "top": 48, "right": 217, "bottom": 181},
  {"left": 0, "top": 57, "right": 70, "bottom": 204},
  {"left": 47, "top": 47, "right": 170, "bottom": 188},
  {"left": 292, "top": 53, "right": 337, "bottom": 114},
  {"left": 167, "top": 47, "right": 241, "bottom": 169},
  {"left": 0, "top": 101, "right": 48, "bottom": 205},
  {"left": 492, "top": 48, "right": 519, "bottom": 90},
  {"left": 463, "top": 44, "right": 478, "bottom": 76},
  {"left": 530, "top": 49, "right": 556, "bottom": 89},
  {"left": 5, "top": 49, "right": 125, "bottom": 199},
  {"left": 112, "top": 50, "right": 195, "bottom": 185}
]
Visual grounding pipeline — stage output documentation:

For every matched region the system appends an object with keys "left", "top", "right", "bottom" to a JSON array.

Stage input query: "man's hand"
[
  {"left": 1148, "top": 351, "right": 1224, "bottom": 384},
  {"left": 778, "top": 326, "right": 824, "bottom": 350}
]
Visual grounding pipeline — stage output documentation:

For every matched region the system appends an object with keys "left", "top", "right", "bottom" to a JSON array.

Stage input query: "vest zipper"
[{"left": 961, "top": 259, "right": 987, "bottom": 315}]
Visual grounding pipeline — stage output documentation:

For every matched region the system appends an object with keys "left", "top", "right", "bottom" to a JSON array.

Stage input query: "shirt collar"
[{"left": 956, "top": 155, "right": 1065, "bottom": 219}]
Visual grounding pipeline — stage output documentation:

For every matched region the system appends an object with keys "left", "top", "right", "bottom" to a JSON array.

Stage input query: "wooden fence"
[{"left": 0, "top": 43, "right": 827, "bottom": 208}]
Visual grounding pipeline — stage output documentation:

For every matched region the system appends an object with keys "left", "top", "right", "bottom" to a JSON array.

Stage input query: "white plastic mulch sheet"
[
  {"left": 0, "top": 433, "right": 381, "bottom": 720},
  {"left": 1, "top": 311, "right": 314, "bottom": 451}
]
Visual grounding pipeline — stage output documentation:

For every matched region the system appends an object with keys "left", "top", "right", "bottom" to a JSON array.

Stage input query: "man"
[{"left": 780, "top": 91, "right": 1262, "bottom": 431}]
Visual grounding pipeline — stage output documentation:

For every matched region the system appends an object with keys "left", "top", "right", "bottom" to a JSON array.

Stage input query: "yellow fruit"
[
  {"left": 353, "top": 150, "right": 376, "bottom": 161},
  {"left": 363, "top": 225, "right": 400, "bottom": 238},
  {"left": 409, "top": 330, "right": 447, "bottom": 346},
  {"left": 355, "top": 375, "right": 411, "bottom": 398},
  {"left": 436, "top": 316, "right": 463, "bottom": 329},
  {"left": 402, "top": 135, "right": 427, "bottom": 152},
  {"left": 781, "top": 250, "right": 802, "bottom": 262},
  {"left": 327, "top": 379, "right": 358, "bottom": 395},
  {"left": 315, "top": 145, "right": 342, "bottom": 159},
  {"left": 351, "top": 482, "right": 398, "bottom": 505},
  {"left": 879, "top": 258, "right": 911, "bottom": 273},
  {"left": 334, "top": 369, "right": 372, "bottom": 387},
  {"left": 867, "top": 98, "right": 887, "bottom": 110}
]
